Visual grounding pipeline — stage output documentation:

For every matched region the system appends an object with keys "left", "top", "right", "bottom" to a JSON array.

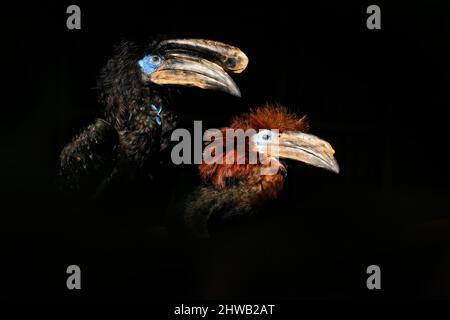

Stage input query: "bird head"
[
  {"left": 199, "top": 106, "right": 339, "bottom": 193},
  {"left": 98, "top": 38, "right": 248, "bottom": 129},
  {"left": 241, "top": 106, "right": 340, "bottom": 174}
]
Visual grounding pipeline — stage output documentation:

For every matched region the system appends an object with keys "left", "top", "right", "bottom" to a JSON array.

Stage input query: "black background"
[{"left": 1, "top": 0, "right": 449, "bottom": 300}]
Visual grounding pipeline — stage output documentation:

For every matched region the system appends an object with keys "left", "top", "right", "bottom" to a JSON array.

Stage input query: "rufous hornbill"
[
  {"left": 58, "top": 38, "right": 248, "bottom": 197},
  {"left": 182, "top": 105, "right": 339, "bottom": 238}
]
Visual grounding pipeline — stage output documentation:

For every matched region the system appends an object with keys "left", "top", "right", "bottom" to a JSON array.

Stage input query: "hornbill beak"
[
  {"left": 150, "top": 39, "right": 248, "bottom": 97},
  {"left": 272, "top": 131, "right": 340, "bottom": 174}
]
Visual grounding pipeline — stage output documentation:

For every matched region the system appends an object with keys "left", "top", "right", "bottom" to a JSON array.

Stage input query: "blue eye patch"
[{"left": 138, "top": 54, "right": 164, "bottom": 75}]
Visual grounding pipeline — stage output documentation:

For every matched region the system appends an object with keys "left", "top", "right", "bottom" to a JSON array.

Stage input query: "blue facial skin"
[{"left": 138, "top": 54, "right": 164, "bottom": 76}]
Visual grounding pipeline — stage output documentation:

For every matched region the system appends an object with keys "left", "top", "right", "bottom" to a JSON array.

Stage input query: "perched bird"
[
  {"left": 182, "top": 105, "right": 339, "bottom": 238},
  {"left": 58, "top": 38, "right": 248, "bottom": 198}
]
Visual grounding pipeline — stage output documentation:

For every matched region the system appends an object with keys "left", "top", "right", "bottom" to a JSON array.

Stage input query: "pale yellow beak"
[
  {"left": 268, "top": 131, "right": 340, "bottom": 174},
  {"left": 149, "top": 39, "right": 248, "bottom": 97}
]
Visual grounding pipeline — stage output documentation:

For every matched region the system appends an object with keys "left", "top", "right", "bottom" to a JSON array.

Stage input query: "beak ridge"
[
  {"left": 150, "top": 39, "right": 248, "bottom": 97},
  {"left": 156, "top": 39, "right": 248, "bottom": 73}
]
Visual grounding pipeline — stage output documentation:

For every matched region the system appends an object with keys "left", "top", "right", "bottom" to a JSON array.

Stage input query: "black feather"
[{"left": 58, "top": 39, "right": 178, "bottom": 198}]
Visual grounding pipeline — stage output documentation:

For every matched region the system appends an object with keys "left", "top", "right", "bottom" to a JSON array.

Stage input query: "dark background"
[{"left": 1, "top": 0, "right": 449, "bottom": 299}]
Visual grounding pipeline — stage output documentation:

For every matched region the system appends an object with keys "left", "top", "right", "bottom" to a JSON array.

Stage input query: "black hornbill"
[
  {"left": 57, "top": 39, "right": 248, "bottom": 198},
  {"left": 181, "top": 105, "right": 339, "bottom": 238}
]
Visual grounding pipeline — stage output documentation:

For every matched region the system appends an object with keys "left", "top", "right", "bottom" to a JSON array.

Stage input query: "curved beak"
[
  {"left": 273, "top": 131, "right": 340, "bottom": 174},
  {"left": 150, "top": 39, "right": 248, "bottom": 97}
]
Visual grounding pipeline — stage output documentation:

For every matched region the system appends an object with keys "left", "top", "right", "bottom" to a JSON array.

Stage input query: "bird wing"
[{"left": 57, "top": 118, "right": 119, "bottom": 197}]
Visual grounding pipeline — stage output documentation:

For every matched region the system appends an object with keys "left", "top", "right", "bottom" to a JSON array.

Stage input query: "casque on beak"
[
  {"left": 269, "top": 131, "right": 340, "bottom": 174},
  {"left": 150, "top": 39, "right": 248, "bottom": 97}
]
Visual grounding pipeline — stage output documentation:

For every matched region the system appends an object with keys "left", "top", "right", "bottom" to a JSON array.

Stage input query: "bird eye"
[
  {"left": 255, "top": 130, "right": 273, "bottom": 146},
  {"left": 148, "top": 54, "right": 163, "bottom": 66}
]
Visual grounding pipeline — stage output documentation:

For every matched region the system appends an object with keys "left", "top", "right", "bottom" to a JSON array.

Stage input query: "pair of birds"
[{"left": 58, "top": 38, "right": 339, "bottom": 238}]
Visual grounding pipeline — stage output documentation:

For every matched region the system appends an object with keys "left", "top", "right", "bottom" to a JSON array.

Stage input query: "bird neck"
[
  {"left": 118, "top": 101, "right": 175, "bottom": 155},
  {"left": 199, "top": 161, "right": 286, "bottom": 208},
  {"left": 199, "top": 127, "right": 287, "bottom": 206},
  {"left": 98, "top": 40, "right": 173, "bottom": 130},
  {"left": 240, "top": 165, "right": 286, "bottom": 206}
]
